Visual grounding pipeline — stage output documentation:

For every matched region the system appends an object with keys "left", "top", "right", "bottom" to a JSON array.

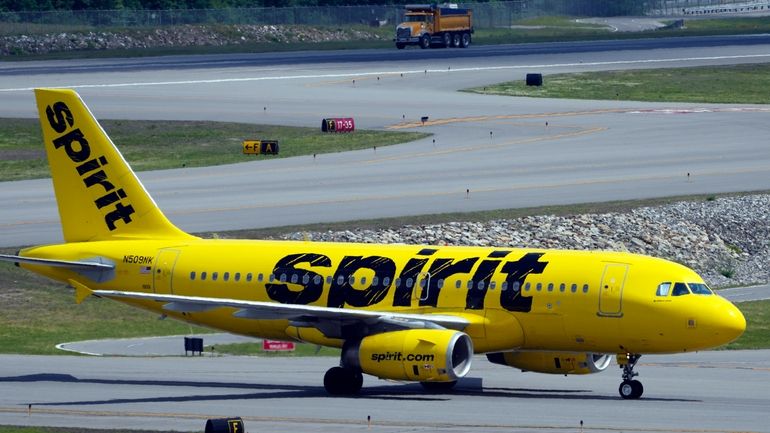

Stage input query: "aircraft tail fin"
[{"left": 34, "top": 88, "right": 194, "bottom": 242}]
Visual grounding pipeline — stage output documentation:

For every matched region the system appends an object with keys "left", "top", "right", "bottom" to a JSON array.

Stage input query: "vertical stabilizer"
[{"left": 35, "top": 88, "right": 194, "bottom": 242}]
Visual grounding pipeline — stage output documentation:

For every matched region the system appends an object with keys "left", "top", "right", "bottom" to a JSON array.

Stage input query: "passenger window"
[
  {"left": 246, "top": 273, "right": 253, "bottom": 282},
  {"left": 314, "top": 275, "right": 322, "bottom": 285},
  {"left": 223, "top": 272, "right": 229, "bottom": 281},
  {"left": 477, "top": 281, "right": 485, "bottom": 290},
  {"left": 337, "top": 275, "right": 344, "bottom": 285},
  {"left": 547, "top": 283, "right": 554, "bottom": 292},
  {"left": 501, "top": 281, "right": 508, "bottom": 291},
  {"left": 348, "top": 276, "right": 355, "bottom": 285},
  {"left": 512, "top": 281, "right": 520, "bottom": 292},
  {"left": 234, "top": 273, "right": 241, "bottom": 282},
  {"left": 360, "top": 276, "right": 367, "bottom": 285},
  {"left": 582, "top": 284, "right": 589, "bottom": 293},
  {"left": 467, "top": 280, "right": 473, "bottom": 290},
  {"left": 571, "top": 283, "right": 577, "bottom": 293},
  {"left": 536, "top": 283, "right": 542, "bottom": 291},
  {"left": 672, "top": 282, "right": 690, "bottom": 296},
  {"left": 190, "top": 271, "right": 196, "bottom": 280},
  {"left": 303, "top": 274, "right": 310, "bottom": 284},
  {"left": 456, "top": 280, "right": 462, "bottom": 289},
  {"left": 269, "top": 274, "right": 275, "bottom": 282},
  {"left": 688, "top": 283, "right": 713, "bottom": 295},
  {"left": 419, "top": 278, "right": 426, "bottom": 288},
  {"left": 290, "top": 274, "right": 298, "bottom": 284},
  {"left": 212, "top": 272, "right": 218, "bottom": 281},
  {"left": 201, "top": 272, "right": 207, "bottom": 281},
  {"left": 437, "top": 279, "right": 444, "bottom": 289},
  {"left": 490, "top": 281, "right": 496, "bottom": 291},
  {"left": 372, "top": 276, "right": 379, "bottom": 286},
  {"left": 395, "top": 278, "right": 401, "bottom": 288},
  {"left": 524, "top": 282, "right": 531, "bottom": 292},
  {"left": 559, "top": 283, "right": 565, "bottom": 292},
  {"left": 383, "top": 277, "right": 391, "bottom": 287},
  {"left": 326, "top": 275, "right": 332, "bottom": 285},
  {"left": 257, "top": 273, "right": 263, "bottom": 282},
  {"left": 656, "top": 282, "right": 672, "bottom": 296},
  {"left": 280, "top": 274, "right": 287, "bottom": 283},
  {"left": 406, "top": 278, "right": 414, "bottom": 288}
]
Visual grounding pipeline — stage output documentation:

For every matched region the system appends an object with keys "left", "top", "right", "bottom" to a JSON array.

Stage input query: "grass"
[
  {"left": 464, "top": 63, "right": 770, "bottom": 104},
  {"left": 0, "top": 118, "right": 429, "bottom": 181},
  {"left": 510, "top": 16, "right": 608, "bottom": 29},
  {"left": 209, "top": 341, "right": 340, "bottom": 357}
]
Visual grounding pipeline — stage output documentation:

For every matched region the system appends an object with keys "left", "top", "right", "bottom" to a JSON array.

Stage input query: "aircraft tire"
[
  {"left": 420, "top": 380, "right": 457, "bottom": 392},
  {"left": 619, "top": 380, "right": 644, "bottom": 399},
  {"left": 324, "top": 366, "right": 363, "bottom": 395}
]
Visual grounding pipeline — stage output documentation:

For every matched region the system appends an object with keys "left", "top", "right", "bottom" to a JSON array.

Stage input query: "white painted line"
[{"left": 2, "top": 53, "right": 770, "bottom": 92}]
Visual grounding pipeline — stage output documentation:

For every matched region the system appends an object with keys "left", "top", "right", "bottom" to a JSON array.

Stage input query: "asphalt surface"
[
  {"left": 1, "top": 350, "right": 769, "bottom": 432},
  {"left": 2, "top": 38, "right": 770, "bottom": 247}
]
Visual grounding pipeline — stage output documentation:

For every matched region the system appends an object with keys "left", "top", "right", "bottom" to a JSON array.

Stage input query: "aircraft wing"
[{"left": 90, "top": 289, "right": 471, "bottom": 338}]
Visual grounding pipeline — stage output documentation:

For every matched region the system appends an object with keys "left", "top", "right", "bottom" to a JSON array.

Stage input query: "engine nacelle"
[
  {"left": 352, "top": 329, "right": 473, "bottom": 382},
  {"left": 486, "top": 351, "right": 611, "bottom": 375}
]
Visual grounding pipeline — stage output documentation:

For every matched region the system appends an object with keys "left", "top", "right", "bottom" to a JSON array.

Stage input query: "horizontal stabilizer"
[{"left": 0, "top": 254, "right": 114, "bottom": 270}]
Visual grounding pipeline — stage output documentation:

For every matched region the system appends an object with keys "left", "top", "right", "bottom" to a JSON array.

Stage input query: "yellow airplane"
[{"left": 0, "top": 89, "right": 746, "bottom": 400}]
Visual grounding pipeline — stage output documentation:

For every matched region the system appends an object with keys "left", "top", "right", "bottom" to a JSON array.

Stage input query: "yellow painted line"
[{"left": 386, "top": 109, "right": 629, "bottom": 130}]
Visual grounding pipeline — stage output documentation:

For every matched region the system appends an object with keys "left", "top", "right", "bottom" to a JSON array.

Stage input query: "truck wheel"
[
  {"left": 461, "top": 32, "right": 471, "bottom": 48},
  {"left": 420, "top": 34, "right": 431, "bottom": 49},
  {"left": 396, "top": 42, "right": 405, "bottom": 49},
  {"left": 452, "top": 33, "right": 461, "bottom": 48},
  {"left": 442, "top": 32, "right": 451, "bottom": 47}
]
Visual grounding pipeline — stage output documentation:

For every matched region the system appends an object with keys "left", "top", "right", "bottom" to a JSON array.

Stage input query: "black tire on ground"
[
  {"left": 619, "top": 380, "right": 643, "bottom": 399},
  {"left": 324, "top": 366, "right": 363, "bottom": 395},
  {"left": 460, "top": 32, "right": 471, "bottom": 48},
  {"left": 452, "top": 33, "right": 461, "bottom": 47},
  {"left": 420, "top": 381, "right": 458, "bottom": 393},
  {"left": 442, "top": 32, "right": 452, "bottom": 47},
  {"left": 525, "top": 73, "right": 543, "bottom": 86},
  {"left": 396, "top": 42, "right": 405, "bottom": 49},
  {"left": 420, "top": 34, "right": 431, "bottom": 49}
]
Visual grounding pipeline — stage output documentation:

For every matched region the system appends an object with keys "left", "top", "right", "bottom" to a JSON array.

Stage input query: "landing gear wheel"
[
  {"left": 420, "top": 380, "right": 457, "bottom": 393},
  {"left": 442, "top": 32, "right": 452, "bottom": 47},
  {"left": 617, "top": 353, "right": 643, "bottom": 399},
  {"left": 452, "top": 33, "right": 461, "bottom": 47},
  {"left": 419, "top": 34, "right": 431, "bottom": 49},
  {"left": 619, "top": 380, "right": 643, "bottom": 399},
  {"left": 460, "top": 32, "right": 471, "bottom": 48},
  {"left": 324, "top": 366, "right": 363, "bottom": 395}
]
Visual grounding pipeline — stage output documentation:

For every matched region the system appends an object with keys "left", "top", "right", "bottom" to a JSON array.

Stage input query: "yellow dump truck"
[{"left": 395, "top": 4, "right": 473, "bottom": 49}]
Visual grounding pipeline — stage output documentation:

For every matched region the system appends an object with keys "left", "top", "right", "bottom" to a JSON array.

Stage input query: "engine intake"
[{"left": 349, "top": 329, "right": 473, "bottom": 382}]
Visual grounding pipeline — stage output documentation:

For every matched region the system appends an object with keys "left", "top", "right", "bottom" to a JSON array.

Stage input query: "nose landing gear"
[{"left": 617, "top": 353, "right": 643, "bottom": 399}]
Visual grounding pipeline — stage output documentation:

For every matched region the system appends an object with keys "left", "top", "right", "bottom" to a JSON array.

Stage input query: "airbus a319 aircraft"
[{"left": 0, "top": 89, "right": 746, "bottom": 399}]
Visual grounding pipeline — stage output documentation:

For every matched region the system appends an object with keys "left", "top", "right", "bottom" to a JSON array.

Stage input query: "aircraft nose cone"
[{"left": 716, "top": 300, "right": 746, "bottom": 345}]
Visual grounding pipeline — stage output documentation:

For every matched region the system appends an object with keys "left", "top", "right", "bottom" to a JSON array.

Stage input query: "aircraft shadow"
[{"left": 2, "top": 373, "right": 697, "bottom": 405}]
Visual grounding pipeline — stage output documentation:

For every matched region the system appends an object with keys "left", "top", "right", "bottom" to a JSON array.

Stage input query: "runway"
[
  {"left": 1, "top": 350, "right": 769, "bottom": 433},
  {"left": 2, "top": 39, "right": 770, "bottom": 246}
]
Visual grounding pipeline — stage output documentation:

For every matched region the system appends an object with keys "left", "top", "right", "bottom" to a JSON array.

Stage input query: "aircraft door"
[
  {"left": 598, "top": 263, "right": 628, "bottom": 317},
  {"left": 154, "top": 249, "right": 180, "bottom": 294},
  {"left": 416, "top": 272, "right": 432, "bottom": 303}
]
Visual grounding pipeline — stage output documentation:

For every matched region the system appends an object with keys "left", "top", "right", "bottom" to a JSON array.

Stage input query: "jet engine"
[
  {"left": 486, "top": 351, "right": 611, "bottom": 375},
  {"left": 347, "top": 329, "right": 473, "bottom": 382}
]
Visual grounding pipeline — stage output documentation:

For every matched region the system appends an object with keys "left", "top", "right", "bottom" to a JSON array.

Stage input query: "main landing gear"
[
  {"left": 617, "top": 353, "right": 643, "bottom": 399},
  {"left": 324, "top": 366, "right": 363, "bottom": 395}
]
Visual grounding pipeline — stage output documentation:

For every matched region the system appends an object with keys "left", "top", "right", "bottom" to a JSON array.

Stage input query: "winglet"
[{"left": 68, "top": 279, "right": 94, "bottom": 304}]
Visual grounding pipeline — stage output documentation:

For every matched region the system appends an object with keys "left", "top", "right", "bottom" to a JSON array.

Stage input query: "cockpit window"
[
  {"left": 671, "top": 282, "right": 690, "bottom": 296},
  {"left": 688, "top": 283, "right": 713, "bottom": 295},
  {"left": 656, "top": 282, "right": 671, "bottom": 296}
]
